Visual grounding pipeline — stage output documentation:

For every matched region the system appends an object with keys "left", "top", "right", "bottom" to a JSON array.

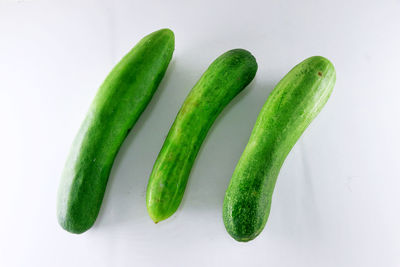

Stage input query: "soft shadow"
[{"left": 298, "top": 141, "right": 321, "bottom": 236}]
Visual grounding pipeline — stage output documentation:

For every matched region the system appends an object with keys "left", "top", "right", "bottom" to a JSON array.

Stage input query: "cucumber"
[
  {"left": 223, "top": 56, "right": 336, "bottom": 242},
  {"left": 57, "top": 28, "right": 175, "bottom": 234},
  {"left": 146, "top": 49, "right": 258, "bottom": 223}
]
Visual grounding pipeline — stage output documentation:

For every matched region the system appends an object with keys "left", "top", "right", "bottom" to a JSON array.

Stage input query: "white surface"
[{"left": 1, "top": 0, "right": 400, "bottom": 266}]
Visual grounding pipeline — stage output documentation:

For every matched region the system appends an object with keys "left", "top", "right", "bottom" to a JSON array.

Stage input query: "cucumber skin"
[
  {"left": 223, "top": 56, "right": 336, "bottom": 242},
  {"left": 146, "top": 49, "right": 258, "bottom": 223},
  {"left": 57, "top": 29, "right": 174, "bottom": 234}
]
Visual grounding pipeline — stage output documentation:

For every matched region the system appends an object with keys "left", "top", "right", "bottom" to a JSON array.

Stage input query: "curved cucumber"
[
  {"left": 223, "top": 56, "right": 336, "bottom": 242},
  {"left": 57, "top": 29, "right": 175, "bottom": 234},
  {"left": 146, "top": 49, "right": 258, "bottom": 223}
]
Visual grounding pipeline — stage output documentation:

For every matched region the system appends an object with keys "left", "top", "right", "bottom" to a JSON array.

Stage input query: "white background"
[{"left": 1, "top": 0, "right": 399, "bottom": 266}]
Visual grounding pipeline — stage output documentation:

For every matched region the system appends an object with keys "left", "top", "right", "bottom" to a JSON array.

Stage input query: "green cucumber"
[
  {"left": 146, "top": 49, "right": 258, "bottom": 223},
  {"left": 223, "top": 56, "right": 336, "bottom": 242},
  {"left": 57, "top": 28, "right": 175, "bottom": 234}
]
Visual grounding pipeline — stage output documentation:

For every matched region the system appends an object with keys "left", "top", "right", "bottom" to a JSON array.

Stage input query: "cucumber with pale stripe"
[{"left": 146, "top": 49, "right": 258, "bottom": 223}]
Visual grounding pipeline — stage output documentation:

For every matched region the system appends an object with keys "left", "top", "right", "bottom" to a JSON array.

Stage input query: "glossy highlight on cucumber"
[
  {"left": 146, "top": 49, "right": 258, "bottom": 223},
  {"left": 223, "top": 56, "right": 336, "bottom": 242},
  {"left": 57, "top": 28, "right": 175, "bottom": 234}
]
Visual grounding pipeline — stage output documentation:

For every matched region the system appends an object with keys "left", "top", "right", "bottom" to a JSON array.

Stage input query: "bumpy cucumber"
[
  {"left": 223, "top": 56, "right": 336, "bottom": 242},
  {"left": 146, "top": 49, "right": 258, "bottom": 223},
  {"left": 57, "top": 29, "right": 174, "bottom": 234}
]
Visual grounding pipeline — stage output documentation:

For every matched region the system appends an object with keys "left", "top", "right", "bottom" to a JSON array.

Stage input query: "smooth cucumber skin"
[
  {"left": 223, "top": 56, "right": 336, "bottom": 242},
  {"left": 146, "top": 49, "right": 258, "bottom": 223},
  {"left": 57, "top": 29, "right": 174, "bottom": 234}
]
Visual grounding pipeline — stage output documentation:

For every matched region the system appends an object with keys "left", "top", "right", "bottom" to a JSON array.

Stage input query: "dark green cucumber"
[
  {"left": 146, "top": 49, "right": 258, "bottom": 223},
  {"left": 223, "top": 56, "right": 336, "bottom": 242},
  {"left": 57, "top": 29, "right": 174, "bottom": 234}
]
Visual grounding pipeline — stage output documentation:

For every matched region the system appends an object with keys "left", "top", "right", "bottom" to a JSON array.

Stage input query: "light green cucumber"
[
  {"left": 146, "top": 49, "right": 258, "bottom": 223},
  {"left": 223, "top": 56, "right": 336, "bottom": 242},
  {"left": 57, "top": 28, "right": 174, "bottom": 234}
]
